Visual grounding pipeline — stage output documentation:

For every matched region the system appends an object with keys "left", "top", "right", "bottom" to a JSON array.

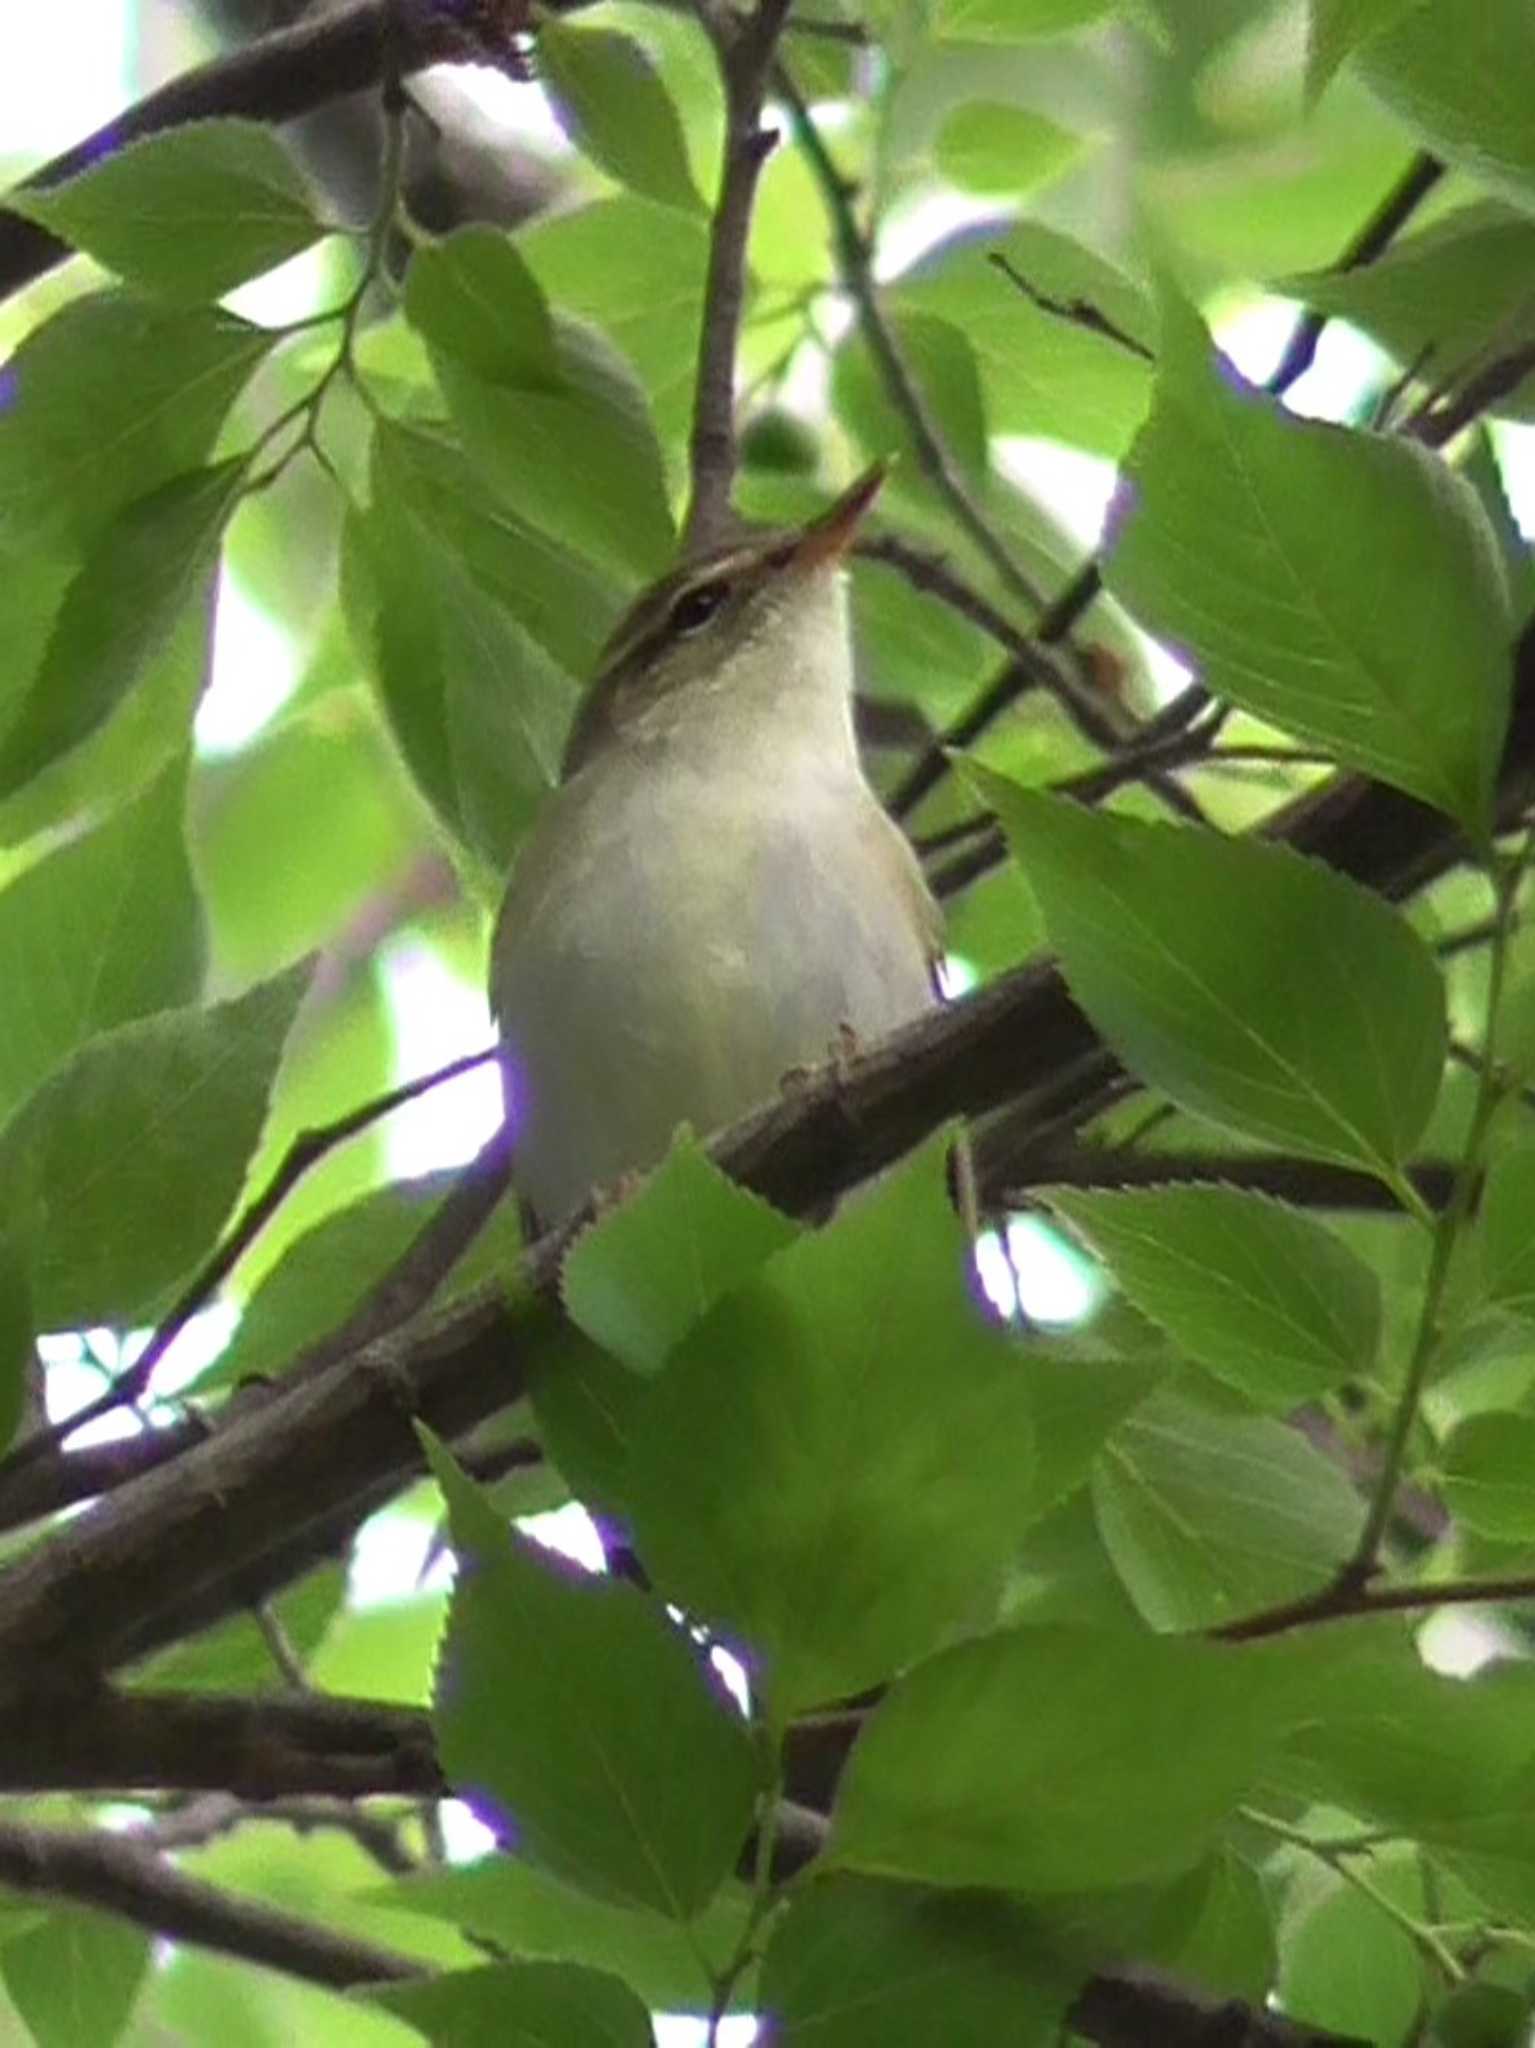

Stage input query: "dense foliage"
[{"left": 1, "top": 0, "right": 1535, "bottom": 2042}]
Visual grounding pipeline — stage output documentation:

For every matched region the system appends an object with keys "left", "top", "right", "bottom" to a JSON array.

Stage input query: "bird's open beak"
[{"left": 791, "top": 461, "right": 888, "bottom": 570}]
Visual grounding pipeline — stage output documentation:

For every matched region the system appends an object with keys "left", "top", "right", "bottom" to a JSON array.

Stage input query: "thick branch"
[
  {"left": 0, "top": 605, "right": 1532, "bottom": 1696},
  {"left": 0, "top": 1689, "right": 439, "bottom": 1798}
]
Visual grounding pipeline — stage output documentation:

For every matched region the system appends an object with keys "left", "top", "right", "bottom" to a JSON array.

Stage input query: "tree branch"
[
  {"left": 0, "top": 1818, "right": 425, "bottom": 1989},
  {"left": 683, "top": 0, "right": 797, "bottom": 550},
  {"left": 775, "top": 61, "right": 1047, "bottom": 618}
]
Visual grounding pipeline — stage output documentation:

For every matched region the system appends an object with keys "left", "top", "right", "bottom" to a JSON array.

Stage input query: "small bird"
[{"left": 490, "top": 465, "right": 943, "bottom": 1229}]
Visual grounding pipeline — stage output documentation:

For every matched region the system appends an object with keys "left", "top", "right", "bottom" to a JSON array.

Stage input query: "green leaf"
[
  {"left": 561, "top": 1132, "right": 800, "bottom": 1372},
  {"left": 1048, "top": 1185, "right": 1380, "bottom": 1408},
  {"left": 1106, "top": 288, "right": 1513, "bottom": 837},
  {"left": 933, "top": 0, "right": 1135, "bottom": 38},
  {"left": 539, "top": 22, "right": 704, "bottom": 214},
  {"left": 1278, "top": 1866, "right": 1423, "bottom": 2046},
  {"left": 423, "top": 1429, "right": 757, "bottom": 1917},
  {"left": 370, "top": 1960, "right": 655, "bottom": 2046},
  {"left": 348, "top": 497, "right": 576, "bottom": 870},
  {"left": 625, "top": 1137, "right": 1035, "bottom": 1712},
  {"left": 0, "top": 462, "right": 244, "bottom": 801},
  {"left": 371, "top": 1857, "right": 753, "bottom": 2013},
  {"left": 758, "top": 1875, "right": 1075, "bottom": 2045},
  {"left": 1, "top": 1906, "right": 150, "bottom": 2048},
  {"left": 1357, "top": 0, "right": 1535, "bottom": 211},
  {"left": 0, "top": 957, "right": 310, "bottom": 1327},
  {"left": 898, "top": 223, "right": 1153, "bottom": 458},
  {"left": 0, "top": 761, "right": 204, "bottom": 1127},
  {"left": 369, "top": 421, "right": 623, "bottom": 679},
  {"left": 830, "top": 1624, "right": 1281, "bottom": 1892},
  {"left": 519, "top": 198, "right": 710, "bottom": 448},
  {"left": 1281, "top": 202, "right": 1535, "bottom": 423},
  {"left": 9, "top": 120, "right": 324, "bottom": 302},
  {"left": 1433, "top": 1984, "right": 1535, "bottom": 2048},
  {"left": 972, "top": 776, "right": 1446, "bottom": 1185},
  {"left": 933, "top": 102, "right": 1088, "bottom": 195},
  {"left": 1091, "top": 1391, "right": 1363, "bottom": 1630},
  {"left": 1441, "top": 1413, "right": 1535, "bottom": 1542},
  {"left": 1306, "top": 0, "right": 1416, "bottom": 103},
  {"left": 1475, "top": 1142, "right": 1535, "bottom": 1318},
  {"left": 430, "top": 323, "right": 676, "bottom": 578},
  {"left": 834, "top": 310, "right": 989, "bottom": 483},
  {"left": 0, "top": 292, "right": 271, "bottom": 558},
  {"left": 403, "top": 226, "right": 562, "bottom": 389},
  {"left": 0, "top": 1236, "right": 31, "bottom": 1456},
  {"left": 1019, "top": 1347, "right": 1168, "bottom": 1520}
]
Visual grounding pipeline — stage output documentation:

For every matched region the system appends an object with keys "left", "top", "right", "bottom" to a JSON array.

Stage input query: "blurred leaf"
[
  {"left": 134, "top": 1564, "right": 345, "bottom": 1692},
  {"left": 9, "top": 120, "right": 324, "bottom": 302},
  {"left": 371, "top": 1858, "right": 753, "bottom": 2012},
  {"left": 625, "top": 1136, "right": 1035, "bottom": 1712},
  {"left": 1282, "top": 202, "right": 1535, "bottom": 422},
  {"left": 0, "top": 760, "right": 204, "bottom": 1127},
  {"left": 834, "top": 309, "right": 989, "bottom": 485},
  {"left": 899, "top": 224, "right": 1153, "bottom": 457},
  {"left": 759, "top": 1875, "right": 1074, "bottom": 2044},
  {"left": 0, "top": 956, "right": 310, "bottom": 1327},
  {"left": 1441, "top": 1412, "right": 1535, "bottom": 1541},
  {"left": 370, "top": 1960, "right": 655, "bottom": 2046},
  {"left": 1306, "top": 0, "right": 1416, "bottom": 103},
  {"left": 1433, "top": 1983, "right": 1535, "bottom": 2048},
  {"left": 0, "top": 461, "right": 243, "bottom": 801},
  {"left": 1278, "top": 1866, "right": 1422, "bottom": 2046},
  {"left": 830, "top": 1624, "right": 1284, "bottom": 1891},
  {"left": 972, "top": 776, "right": 1446, "bottom": 1185},
  {"left": 1478, "top": 1142, "right": 1535, "bottom": 1318},
  {"left": 0, "top": 292, "right": 270, "bottom": 558},
  {"left": 1, "top": 1907, "right": 150, "bottom": 2048},
  {"left": 370, "top": 421, "right": 622, "bottom": 679},
  {"left": 430, "top": 323, "right": 675, "bottom": 578},
  {"left": 934, "top": 101, "right": 1088, "bottom": 194},
  {"left": 1358, "top": 0, "right": 1535, "bottom": 210},
  {"left": 561, "top": 1132, "right": 799, "bottom": 1372},
  {"left": 404, "top": 226, "right": 561, "bottom": 389},
  {"left": 1048, "top": 1185, "right": 1380, "bottom": 1408},
  {"left": 1091, "top": 1391, "right": 1363, "bottom": 1629},
  {"left": 1168, "top": 1847, "right": 1275, "bottom": 2004},
  {"left": 1107, "top": 289, "right": 1512, "bottom": 837},
  {"left": 934, "top": 0, "right": 1134, "bottom": 37},
  {"left": 0, "top": 1237, "right": 30, "bottom": 1456},
  {"left": 192, "top": 691, "right": 426, "bottom": 982},
  {"left": 424, "top": 1430, "right": 757, "bottom": 1916},
  {"left": 519, "top": 198, "right": 709, "bottom": 448},
  {"left": 540, "top": 22, "right": 704, "bottom": 214}
]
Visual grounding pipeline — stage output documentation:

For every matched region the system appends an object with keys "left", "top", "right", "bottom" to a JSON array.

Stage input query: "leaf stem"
[{"left": 1344, "top": 848, "right": 1524, "bottom": 1584}]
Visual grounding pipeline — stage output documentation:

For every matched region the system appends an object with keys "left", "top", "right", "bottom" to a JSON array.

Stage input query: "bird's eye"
[{"left": 669, "top": 581, "right": 730, "bottom": 635}]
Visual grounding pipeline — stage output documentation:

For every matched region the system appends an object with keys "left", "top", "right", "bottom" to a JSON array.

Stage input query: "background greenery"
[{"left": 1, "top": 0, "right": 1534, "bottom": 2043}]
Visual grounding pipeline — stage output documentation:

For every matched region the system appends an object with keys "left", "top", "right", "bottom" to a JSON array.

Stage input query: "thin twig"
[
  {"left": 775, "top": 61, "right": 1045, "bottom": 616},
  {"left": 0, "top": 1046, "right": 499, "bottom": 1485},
  {"left": 987, "top": 251, "right": 1154, "bottom": 362}
]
